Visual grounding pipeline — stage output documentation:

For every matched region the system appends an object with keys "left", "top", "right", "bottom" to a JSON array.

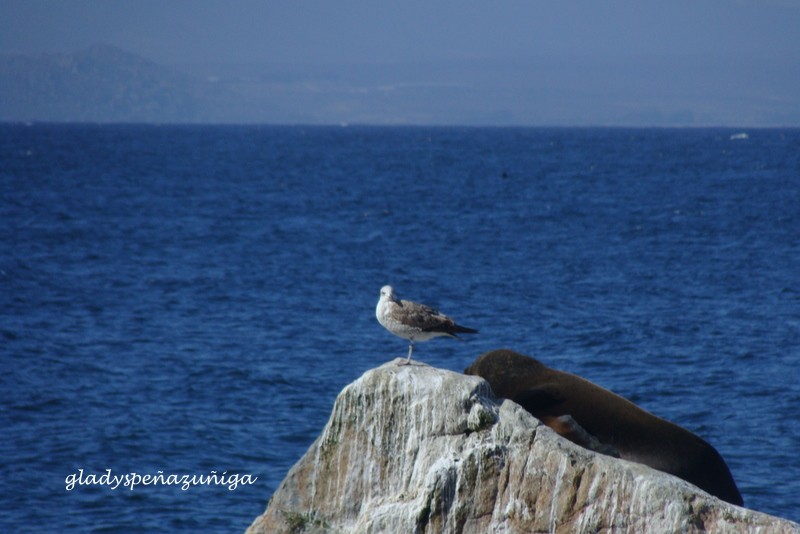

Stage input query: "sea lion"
[{"left": 465, "top": 349, "right": 743, "bottom": 506}]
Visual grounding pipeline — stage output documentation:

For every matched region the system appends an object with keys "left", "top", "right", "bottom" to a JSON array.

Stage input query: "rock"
[{"left": 247, "top": 359, "right": 799, "bottom": 534}]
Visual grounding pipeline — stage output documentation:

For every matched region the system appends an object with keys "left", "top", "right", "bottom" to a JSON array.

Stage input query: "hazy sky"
[
  {"left": 3, "top": 1, "right": 798, "bottom": 65},
  {"left": 2, "top": 1, "right": 799, "bottom": 125}
]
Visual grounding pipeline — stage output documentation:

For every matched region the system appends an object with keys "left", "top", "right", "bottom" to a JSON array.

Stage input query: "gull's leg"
[{"left": 397, "top": 339, "right": 414, "bottom": 366}]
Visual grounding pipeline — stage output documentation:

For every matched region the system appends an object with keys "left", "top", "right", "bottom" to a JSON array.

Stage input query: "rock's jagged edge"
[{"left": 247, "top": 359, "right": 799, "bottom": 534}]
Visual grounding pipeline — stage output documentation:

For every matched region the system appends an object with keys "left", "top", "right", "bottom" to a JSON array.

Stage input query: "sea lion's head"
[{"left": 465, "top": 349, "right": 548, "bottom": 398}]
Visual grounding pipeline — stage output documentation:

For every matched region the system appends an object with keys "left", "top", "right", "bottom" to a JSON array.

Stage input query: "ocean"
[{"left": 2, "top": 124, "right": 799, "bottom": 531}]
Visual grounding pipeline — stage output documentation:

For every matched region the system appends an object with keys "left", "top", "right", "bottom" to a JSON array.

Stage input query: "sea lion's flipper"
[{"left": 541, "top": 414, "right": 621, "bottom": 458}]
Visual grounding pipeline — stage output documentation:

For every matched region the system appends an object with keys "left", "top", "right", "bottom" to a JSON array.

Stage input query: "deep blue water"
[{"left": 2, "top": 124, "right": 799, "bottom": 531}]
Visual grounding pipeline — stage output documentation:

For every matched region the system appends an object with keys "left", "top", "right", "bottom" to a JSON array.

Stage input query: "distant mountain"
[
  {"left": 1, "top": 44, "right": 797, "bottom": 126},
  {"left": 0, "top": 44, "right": 220, "bottom": 123}
]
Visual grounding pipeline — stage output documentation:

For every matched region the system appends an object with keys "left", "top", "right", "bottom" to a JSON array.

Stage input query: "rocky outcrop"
[{"left": 247, "top": 359, "right": 799, "bottom": 534}]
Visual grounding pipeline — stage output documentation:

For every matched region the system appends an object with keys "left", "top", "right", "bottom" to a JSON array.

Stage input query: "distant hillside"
[
  {"left": 0, "top": 45, "right": 219, "bottom": 123},
  {"left": 1, "top": 44, "right": 797, "bottom": 126}
]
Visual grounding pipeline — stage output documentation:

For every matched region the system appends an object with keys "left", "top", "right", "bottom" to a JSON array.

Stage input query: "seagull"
[{"left": 375, "top": 285, "right": 478, "bottom": 365}]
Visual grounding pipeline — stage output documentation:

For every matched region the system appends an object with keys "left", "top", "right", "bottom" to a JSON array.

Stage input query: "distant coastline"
[{"left": 2, "top": 45, "right": 798, "bottom": 127}]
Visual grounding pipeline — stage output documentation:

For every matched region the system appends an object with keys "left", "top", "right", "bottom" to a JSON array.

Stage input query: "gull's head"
[{"left": 379, "top": 285, "right": 396, "bottom": 301}]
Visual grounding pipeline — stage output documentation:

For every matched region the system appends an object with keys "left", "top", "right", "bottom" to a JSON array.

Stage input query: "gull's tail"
[{"left": 452, "top": 324, "right": 478, "bottom": 335}]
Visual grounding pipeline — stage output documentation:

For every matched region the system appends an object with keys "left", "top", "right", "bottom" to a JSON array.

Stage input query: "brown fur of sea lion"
[{"left": 464, "top": 349, "right": 743, "bottom": 506}]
